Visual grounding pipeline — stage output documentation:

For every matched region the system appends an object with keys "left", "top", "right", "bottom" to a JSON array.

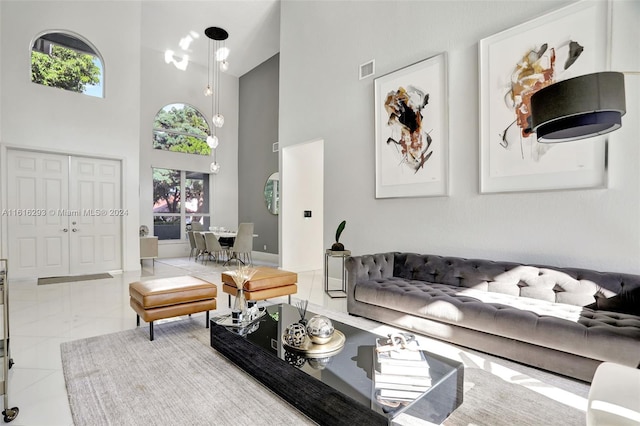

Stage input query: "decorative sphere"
[
  {"left": 306, "top": 315, "right": 334, "bottom": 344},
  {"left": 307, "top": 357, "right": 332, "bottom": 370},
  {"left": 206, "top": 135, "right": 219, "bottom": 148},
  {"left": 212, "top": 113, "right": 225, "bottom": 128},
  {"left": 284, "top": 322, "right": 307, "bottom": 347},
  {"left": 284, "top": 351, "right": 306, "bottom": 368}
]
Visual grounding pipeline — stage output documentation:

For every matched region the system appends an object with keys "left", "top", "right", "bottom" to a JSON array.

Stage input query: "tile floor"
[
  {"left": 5, "top": 257, "right": 346, "bottom": 426},
  {"left": 2, "top": 257, "right": 589, "bottom": 426}
]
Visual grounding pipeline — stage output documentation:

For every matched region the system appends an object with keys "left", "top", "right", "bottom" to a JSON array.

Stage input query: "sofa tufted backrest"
[
  {"left": 347, "top": 252, "right": 395, "bottom": 284},
  {"left": 389, "top": 253, "right": 640, "bottom": 313}
]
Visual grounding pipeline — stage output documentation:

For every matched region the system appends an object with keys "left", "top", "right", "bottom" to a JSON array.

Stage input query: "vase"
[
  {"left": 233, "top": 287, "right": 248, "bottom": 320},
  {"left": 228, "top": 265, "right": 258, "bottom": 322}
]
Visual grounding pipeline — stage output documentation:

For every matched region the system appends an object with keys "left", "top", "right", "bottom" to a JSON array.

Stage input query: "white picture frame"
[
  {"left": 479, "top": 1, "right": 610, "bottom": 193},
  {"left": 374, "top": 53, "right": 449, "bottom": 198}
]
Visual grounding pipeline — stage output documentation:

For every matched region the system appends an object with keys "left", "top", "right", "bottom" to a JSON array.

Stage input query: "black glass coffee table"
[{"left": 210, "top": 304, "right": 463, "bottom": 425}]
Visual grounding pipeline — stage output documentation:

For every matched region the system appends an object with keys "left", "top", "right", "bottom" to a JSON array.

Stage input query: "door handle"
[
  {"left": 62, "top": 228, "right": 68, "bottom": 232},
  {"left": 72, "top": 228, "right": 78, "bottom": 232}
]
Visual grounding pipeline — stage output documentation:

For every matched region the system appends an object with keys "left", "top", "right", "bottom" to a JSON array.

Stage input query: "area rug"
[
  {"left": 38, "top": 272, "right": 112, "bottom": 285},
  {"left": 61, "top": 317, "right": 586, "bottom": 426},
  {"left": 61, "top": 319, "right": 313, "bottom": 426}
]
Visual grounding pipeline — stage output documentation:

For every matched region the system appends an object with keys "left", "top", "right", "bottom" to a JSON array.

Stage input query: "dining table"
[{"left": 201, "top": 230, "right": 259, "bottom": 265}]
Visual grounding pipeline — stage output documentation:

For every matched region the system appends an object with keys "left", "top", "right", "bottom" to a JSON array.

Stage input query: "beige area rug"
[
  {"left": 61, "top": 306, "right": 588, "bottom": 426},
  {"left": 38, "top": 273, "right": 113, "bottom": 285},
  {"left": 61, "top": 319, "right": 314, "bottom": 426}
]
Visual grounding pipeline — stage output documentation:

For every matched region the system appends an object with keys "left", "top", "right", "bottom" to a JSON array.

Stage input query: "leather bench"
[
  {"left": 222, "top": 267, "right": 297, "bottom": 306},
  {"left": 129, "top": 276, "right": 217, "bottom": 340}
]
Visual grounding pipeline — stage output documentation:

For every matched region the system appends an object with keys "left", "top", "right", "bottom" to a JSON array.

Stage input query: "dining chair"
[
  {"left": 187, "top": 231, "right": 198, "bottom": 261},
  {"left": 194, "top": 232, "right": 208, "bottom": 263},
  {"left": 228, "top": 223, "right": 254, "bottom": 265},
  {"left": 204, "top": 232, "right": 228, "bottom": 264}
]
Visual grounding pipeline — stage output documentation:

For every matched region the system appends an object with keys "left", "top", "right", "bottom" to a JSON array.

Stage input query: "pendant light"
[
  {"left": 530, "top": 72, "right": 626, "bottom": 143},
  {"left": 204, "top": 26, "right": 229, "bottom": 174}
]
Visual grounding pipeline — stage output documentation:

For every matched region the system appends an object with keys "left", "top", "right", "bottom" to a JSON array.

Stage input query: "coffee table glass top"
[{"left": 214, "top": 304, "right": 463, "bottom": 423}]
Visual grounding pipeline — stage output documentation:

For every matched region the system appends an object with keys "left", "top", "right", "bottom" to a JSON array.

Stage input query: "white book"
[
  {"left": 377, "top": 360, "right": 431, "bottom": 377},
  {"left": 378, "top": 388, "right": 424, "bottom": 400},
  {"left": 374, "top": 370, "right": 432, "bottom": 387},
  {"left": 374, "top": 380, "right": 431, "bottom": 392},
  {"left": 375, "top": 338, "right": 430, "bottom": 367}
]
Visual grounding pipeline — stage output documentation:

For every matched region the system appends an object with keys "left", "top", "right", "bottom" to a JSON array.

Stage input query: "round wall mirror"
[{"left": 264, "top": 172, "right": 279, "bottom": 215}]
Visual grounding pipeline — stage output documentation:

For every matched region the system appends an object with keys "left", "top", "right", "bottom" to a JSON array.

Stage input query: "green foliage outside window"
[
  {"left": 153, "top": 168, "right": 181, "bottom": 214},
  {"left": 152, "top": 168, "right": 210, "bottom": 240},
  {"left": 153, "top": 104, "right": 211, "bottom": 156},
  {"left": 31, "top": 45, "right": 100, "bottom": 93}
]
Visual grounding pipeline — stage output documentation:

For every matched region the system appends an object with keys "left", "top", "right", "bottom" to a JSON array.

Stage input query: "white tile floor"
[
  {"left": 5, "top": 257, "right": 346, "bottom": 426},
  {"left": 3, "top": 257, "right": 588, "bottom": 426}
]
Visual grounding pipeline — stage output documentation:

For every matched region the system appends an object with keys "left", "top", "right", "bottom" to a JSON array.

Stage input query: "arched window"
[
  {"left": 153, "top": 103, "right": 211, "bottom": 156},
  {"left": 31, "top": 31, "right": 104, "bottom": 98}
]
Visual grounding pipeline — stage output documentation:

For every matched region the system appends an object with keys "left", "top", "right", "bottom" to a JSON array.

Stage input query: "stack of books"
[{"left": 373, "top": 336, "right": 432, "bottom": 405}]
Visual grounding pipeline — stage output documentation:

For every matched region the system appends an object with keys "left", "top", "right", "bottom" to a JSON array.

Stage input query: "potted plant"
[{"left": 331, "top": 220, "right": 346, "bottom": 251}]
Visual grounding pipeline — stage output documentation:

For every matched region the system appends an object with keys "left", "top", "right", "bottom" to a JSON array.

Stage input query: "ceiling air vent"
[
  {"left": 359, "top": 60, "right": 375, "bottom": 80},
  {"left": 272, "top": 142, "right": 279, "bottom": 153}
]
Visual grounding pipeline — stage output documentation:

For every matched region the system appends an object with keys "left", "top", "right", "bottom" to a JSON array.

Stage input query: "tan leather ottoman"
[
  {"left": 222, "top": 267, "right": 297, "bottom": 306},
  {"left": 129, "top": 275, "right": 217, "bottom": 340}
]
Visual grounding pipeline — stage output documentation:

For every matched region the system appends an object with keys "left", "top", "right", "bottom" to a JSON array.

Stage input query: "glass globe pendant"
[
  {"left": 206, "top": 135, "right": 219, "bottom": 149},
  {"left": 204, "top": 84, "right": 212, "bottom": 96},
  {"left": 212, "top": 113, "right": 225, "bottom": 128},
  {"left": 210, "top": 162, "right": 220, "bottom": 174}
]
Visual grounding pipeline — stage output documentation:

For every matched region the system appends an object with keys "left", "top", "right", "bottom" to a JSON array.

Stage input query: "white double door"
[{"left": 7, "top": 150, "right": 122, "bottom": 279}]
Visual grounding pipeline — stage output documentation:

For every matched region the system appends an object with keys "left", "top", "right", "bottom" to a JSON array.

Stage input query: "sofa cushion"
[
  {"left": 354, "top": 278, "right": 640, "bottom": 365},
  {"left": 393, "top": 253, "right": 602, "bottom": 306}
]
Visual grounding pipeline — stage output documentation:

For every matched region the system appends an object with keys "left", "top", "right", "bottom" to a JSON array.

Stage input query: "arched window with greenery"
[
  {"left": 153, "top": 103, "right": 211, "bottom": 156},
  {"left": 31, "top": 31, "right": 104, "bottom": 98}
]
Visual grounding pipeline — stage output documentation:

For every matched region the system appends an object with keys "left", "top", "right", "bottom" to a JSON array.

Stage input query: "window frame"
[
  {"left": 152, "top": 168, "right": 211, "bottom": 242},
  {"left": 152, "top": 103, "right": 212, "bottom": 156},
  {"left": 30, "top": 30, "right": 105, "bottom": 98}
]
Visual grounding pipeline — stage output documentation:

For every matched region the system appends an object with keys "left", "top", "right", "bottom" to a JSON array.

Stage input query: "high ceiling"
[{"left": 141, "top": 0, "right": 281, "bottom": 77}]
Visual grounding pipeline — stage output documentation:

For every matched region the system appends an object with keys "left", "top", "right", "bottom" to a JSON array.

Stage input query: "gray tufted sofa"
[{"left": 346, "top": 252, "right": 640, "bottom": 382}]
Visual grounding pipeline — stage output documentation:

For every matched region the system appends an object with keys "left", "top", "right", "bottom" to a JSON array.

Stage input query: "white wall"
[
  {"left": 0, "top": 4, "right": 3, "bottom": 243},
  {"left": 281, "top": 139, "right": 324, "bottom": 271},
  {"left": 279, "top": 0, "right": 640, "bottom": 274},
  {"left": 137, "top": 42, "right": 240, "bottom": 258},
  {"left": 0, "top": 0, "right": 142, "bottom": 272},
  {"left": 0, "top": 3, "right": 3, "bottom": 150}
]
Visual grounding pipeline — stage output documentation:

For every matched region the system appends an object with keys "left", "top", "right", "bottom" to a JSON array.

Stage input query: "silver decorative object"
[
  {"left": 307, "top": 357, "right": 332, "bottom": 370},
  {"left": 306, "top": 315, "right": 334, "bottom": 344},
  {"left": 295, "top": 300, "right": 309, "bottom": 325},
  {"left": 284, "top": 351, "right": 307, "bottom": 368},
  {"left": 284, "top": 323, "right": 307, "bottom": 347}
]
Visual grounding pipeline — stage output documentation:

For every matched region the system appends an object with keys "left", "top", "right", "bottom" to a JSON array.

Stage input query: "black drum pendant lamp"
[{"left": 530, "top": 71, "right": 626, "bottom": 143}]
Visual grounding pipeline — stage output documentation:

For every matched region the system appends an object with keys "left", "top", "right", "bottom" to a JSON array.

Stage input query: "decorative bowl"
[{"left": 306, "top": 315, "right": 335, "bottom": 344}]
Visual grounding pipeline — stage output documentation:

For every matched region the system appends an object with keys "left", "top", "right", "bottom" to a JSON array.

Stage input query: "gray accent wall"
[
  {"left": 239, "top": 54, "right": 280, "bottom": 254},
  {"left": 279, "top": 1, "right": 640, "bottom": 274}
]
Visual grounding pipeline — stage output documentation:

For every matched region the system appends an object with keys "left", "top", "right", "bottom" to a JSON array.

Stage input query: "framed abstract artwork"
[
  {"left": 375, "top": 53, "right": 448, "bottom": 198},
  {"left": 479, "top": 0, "right": 610, "bottom": 193}
]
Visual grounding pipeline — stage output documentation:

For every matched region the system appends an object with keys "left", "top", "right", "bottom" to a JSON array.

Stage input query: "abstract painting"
[
  {"left": 479, "top": 1, "right": 609, "bottom": 193},
  {"left": 375, "top": 53, "right": 448, "bottom": 198}
]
